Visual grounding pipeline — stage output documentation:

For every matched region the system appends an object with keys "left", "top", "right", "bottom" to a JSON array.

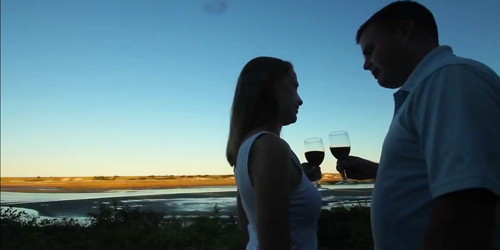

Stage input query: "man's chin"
[{"left": 378, "top": 78, "right": 403, "bottom": 89}]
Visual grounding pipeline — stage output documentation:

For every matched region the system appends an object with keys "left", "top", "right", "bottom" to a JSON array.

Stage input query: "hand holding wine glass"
[
  {"left": 336, "top": 156, "right": 379, "bottom": 180},
  {"left": 304, "top": 137, "right": 325, "bottom": 188},
  {"left": 329, "top": 131, "right": 352, "bottom": 184},
  {"left": 301, "top": 162, "right": 322, "bottom": 183}
]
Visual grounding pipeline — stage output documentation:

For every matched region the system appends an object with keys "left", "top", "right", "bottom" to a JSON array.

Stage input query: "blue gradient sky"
[{"left": 1, "top": 0, "right": 499, "bottom": 177}]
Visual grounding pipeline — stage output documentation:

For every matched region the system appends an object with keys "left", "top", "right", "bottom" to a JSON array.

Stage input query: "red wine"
[
  {"left": 330, "top": 147, "right": 350, "bottom": 160},
  {"left": 305, "top": 151, "right": 325, "bottom": 166}
]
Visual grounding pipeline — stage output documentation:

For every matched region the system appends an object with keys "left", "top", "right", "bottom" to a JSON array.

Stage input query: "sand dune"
[{"left": 1, "top": 174, "right": 371, "bottom": 193}]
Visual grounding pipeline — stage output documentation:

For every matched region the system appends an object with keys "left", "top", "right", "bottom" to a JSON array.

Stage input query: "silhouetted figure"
[
  {"left": 227, "top": 57, "right": 322, "bottom": 250},
  {"left": 337, "top": 1, "right": 500, "bottom": 249}
]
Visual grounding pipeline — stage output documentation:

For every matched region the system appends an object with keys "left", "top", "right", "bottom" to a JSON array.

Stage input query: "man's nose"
[{"left": 363, "top": 59, "right": 372, "bottom": 71}]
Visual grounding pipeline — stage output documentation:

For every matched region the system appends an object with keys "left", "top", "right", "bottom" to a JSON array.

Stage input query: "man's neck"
[
  {"left": 408, "top": 43, "right": 439, "bottom": 75},
  {"left": 402, "top": 43, "right": 439, "bottom": 84}
]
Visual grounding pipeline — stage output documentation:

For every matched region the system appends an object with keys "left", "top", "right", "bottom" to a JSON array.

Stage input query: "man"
[{"left": 337, "top": 1, "right": 500, "bottom": 249}]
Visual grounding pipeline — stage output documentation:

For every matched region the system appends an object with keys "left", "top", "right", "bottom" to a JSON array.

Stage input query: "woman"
[{"left": 226, "top": 57, "right": 323, "bottom": 250}]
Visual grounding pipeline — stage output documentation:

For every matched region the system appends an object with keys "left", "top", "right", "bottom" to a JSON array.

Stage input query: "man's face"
[{"left": 359, "top": 24, "right": 407, "bottom": 89}]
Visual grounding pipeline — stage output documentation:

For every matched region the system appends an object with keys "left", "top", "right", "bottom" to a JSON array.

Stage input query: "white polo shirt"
[{"left": 371, "top": 45, "right": 500, "bottom": 250}]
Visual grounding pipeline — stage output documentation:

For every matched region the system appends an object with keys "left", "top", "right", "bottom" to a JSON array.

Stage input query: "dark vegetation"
[{"left": 1, "top": 202, "right": 372, "bottom": 250}]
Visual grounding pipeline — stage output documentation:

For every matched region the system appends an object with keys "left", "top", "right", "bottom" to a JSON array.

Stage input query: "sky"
[{"left": 1, "top": 0, "right": 499, "bottom": 177}]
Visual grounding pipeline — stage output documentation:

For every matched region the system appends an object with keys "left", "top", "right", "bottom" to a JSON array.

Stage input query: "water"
[
  {"left": 1, "top": 184, "right": 373, "bottom": 220},
  {"left": 1, "top": 184, "right": 373, "bottom": 204},
  {"left": 0, "top": 206, "right": 91, "bottom": 226},
  {"left": 1, "top": 186, "right": 241, "bottom": 204}
]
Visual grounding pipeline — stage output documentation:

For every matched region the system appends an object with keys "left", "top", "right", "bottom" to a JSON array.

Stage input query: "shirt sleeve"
[{"left": 411, "top": 64, "right": 500, "bottom": 199}]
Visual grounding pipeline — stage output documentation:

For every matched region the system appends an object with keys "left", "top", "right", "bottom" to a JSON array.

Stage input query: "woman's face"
[{"left": 275, "top": 69, "right": 303, "bottom": 126}]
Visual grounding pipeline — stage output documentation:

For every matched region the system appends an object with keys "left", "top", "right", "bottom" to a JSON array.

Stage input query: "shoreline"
[
  {"left": 0, "top": 183, "right": 237, "bottom": 193},
  {"left": 1, "top": 178, "right": 238, "bottom": 193},
  {"left": 1, "top": 188, "right": 373, "bottom": 217}
]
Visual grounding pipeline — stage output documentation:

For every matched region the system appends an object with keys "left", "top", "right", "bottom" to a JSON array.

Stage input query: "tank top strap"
[
  {"left": 234, "top": 131, "right": 274, "bottom": 187},
  {"left": 236, "top": 131, "right": 304, "bottom": 186},
  {"left": 240, "top": 131, "right": 275, "bottom": 161},
  {"left": 246, "top": 132, "right": 303, "bottom": 171}
]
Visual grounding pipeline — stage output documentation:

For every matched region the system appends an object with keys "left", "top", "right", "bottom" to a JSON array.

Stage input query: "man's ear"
[{"left": 399, "top": 20, "right": 416, "bottom": 44}]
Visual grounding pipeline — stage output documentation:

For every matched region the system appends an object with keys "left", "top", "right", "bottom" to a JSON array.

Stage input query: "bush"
[
  {"left": 0, "top": 202, "right": 372, "bottom": 250},
  {"left": 93, "top": 176, "right": 115, "bottom": 181}
]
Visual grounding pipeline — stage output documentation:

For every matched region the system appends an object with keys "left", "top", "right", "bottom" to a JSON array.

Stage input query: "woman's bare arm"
[
  {"left": 250, "top": 135, "right": 293, "bottom": 250},
  {"left": 236, "top": 192, "right": 249, "bottom": 242}
]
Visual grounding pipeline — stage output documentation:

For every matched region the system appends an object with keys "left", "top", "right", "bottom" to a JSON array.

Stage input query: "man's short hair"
[{"left": 356, "top": 1, "right": 439, "bottom": 44}]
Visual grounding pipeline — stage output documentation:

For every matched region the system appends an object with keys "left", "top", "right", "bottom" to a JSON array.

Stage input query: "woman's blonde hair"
[{"left": 226, "top": 57, "right": 293, "bottom": 167}]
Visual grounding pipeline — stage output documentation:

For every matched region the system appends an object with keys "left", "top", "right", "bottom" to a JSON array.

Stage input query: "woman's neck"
[
  {"left": 249, "top": 124, "right": 282, "bottom": 138},
  {"left": 261, "top": 123, "right": 281, "bottom": 136}
]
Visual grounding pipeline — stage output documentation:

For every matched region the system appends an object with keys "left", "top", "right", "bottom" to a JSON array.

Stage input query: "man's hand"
[
  {"left": 336, "top": 156, "right": 378, "bottom": 180},
  {"left": 301, "top": 162, "right": 322, "bottom": 182}
]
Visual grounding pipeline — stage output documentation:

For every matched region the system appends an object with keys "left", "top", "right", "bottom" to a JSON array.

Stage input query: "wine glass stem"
[{"left": 343, "top": 169, "right": 348, "bottom": 180}]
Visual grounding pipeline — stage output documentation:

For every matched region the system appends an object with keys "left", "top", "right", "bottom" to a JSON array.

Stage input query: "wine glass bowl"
[
  {"left": 304, "top": 137, "right": 325, "bottom": 188},
  {"left": 329, "top": 131, "right": 352, "bottom": 184},
  {"left": 328, "top": 131, "right": 351, "bottom": 160},
  {"left": 304, "top": 137, "right": 325, "bottom": 166}
]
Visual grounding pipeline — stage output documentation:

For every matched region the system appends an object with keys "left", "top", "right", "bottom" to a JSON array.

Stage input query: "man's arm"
[
  {"left": 412, "top": 64, "right": 500, "bottom": 249},
  {"left": 425, "top": 188, "right": 497, "bottom": 250},
  {"left": 365, "top": 161, "right": 378, "bottom": 180}
]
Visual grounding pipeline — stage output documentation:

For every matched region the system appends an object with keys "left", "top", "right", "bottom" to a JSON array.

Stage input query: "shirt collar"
[{"left": 399, "top": 45, "right": 455, "bottom": 92}]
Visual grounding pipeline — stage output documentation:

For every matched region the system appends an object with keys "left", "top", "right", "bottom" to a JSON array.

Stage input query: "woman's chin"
[{"left": 283, "top": 116, "right": 298, "bottom": 126}]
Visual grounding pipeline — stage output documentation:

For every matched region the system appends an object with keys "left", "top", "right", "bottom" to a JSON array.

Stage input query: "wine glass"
[
  {"left": 304, "top": 137, "right": 325, "bottom": 188},
  {"left": 329, "top": 131, "right": 352, "bottom": 185}
]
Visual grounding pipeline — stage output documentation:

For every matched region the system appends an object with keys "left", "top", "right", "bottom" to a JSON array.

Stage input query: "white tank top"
[{"left": 234, "top": 131, "right": 323, "bottom": 250}]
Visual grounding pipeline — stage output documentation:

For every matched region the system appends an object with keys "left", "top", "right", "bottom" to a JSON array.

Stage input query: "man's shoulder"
[
  {"left": 418, "top": 54, "right": 500, "bottom": 95},
  {"left": 408, "top": 55, "right": 500, "bottom": 120},
  {"left": 403, "top": 51, "right": 499, "bottom": 92},
  {"left": 431, "top": 55, "right": 500, "bottom": 83}
]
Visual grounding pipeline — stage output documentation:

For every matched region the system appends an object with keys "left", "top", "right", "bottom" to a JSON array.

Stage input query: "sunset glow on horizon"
[{"left": 2, "top": 0, "right": 499, "bottom": 177}]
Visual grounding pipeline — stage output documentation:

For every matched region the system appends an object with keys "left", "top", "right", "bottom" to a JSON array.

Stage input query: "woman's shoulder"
[
  {"left": 252, "top": 133, "right": 290, "bottom": 153},
  {"left": 251, "top": 134, "right": 292, "bottom": 171},
  {"left": 241, "top": 131, "right": 288, "bottom": 150}
]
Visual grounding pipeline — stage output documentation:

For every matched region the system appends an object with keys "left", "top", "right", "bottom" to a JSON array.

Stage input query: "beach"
[
  {"left": 0, "top": 175, "right": 239, "bottom": 193},
  {"left": 0, "top": 173, "right": 371, "bottom": 193},
  {"left": 1, "top": 174, "right": 374, "bottom": 219}
]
